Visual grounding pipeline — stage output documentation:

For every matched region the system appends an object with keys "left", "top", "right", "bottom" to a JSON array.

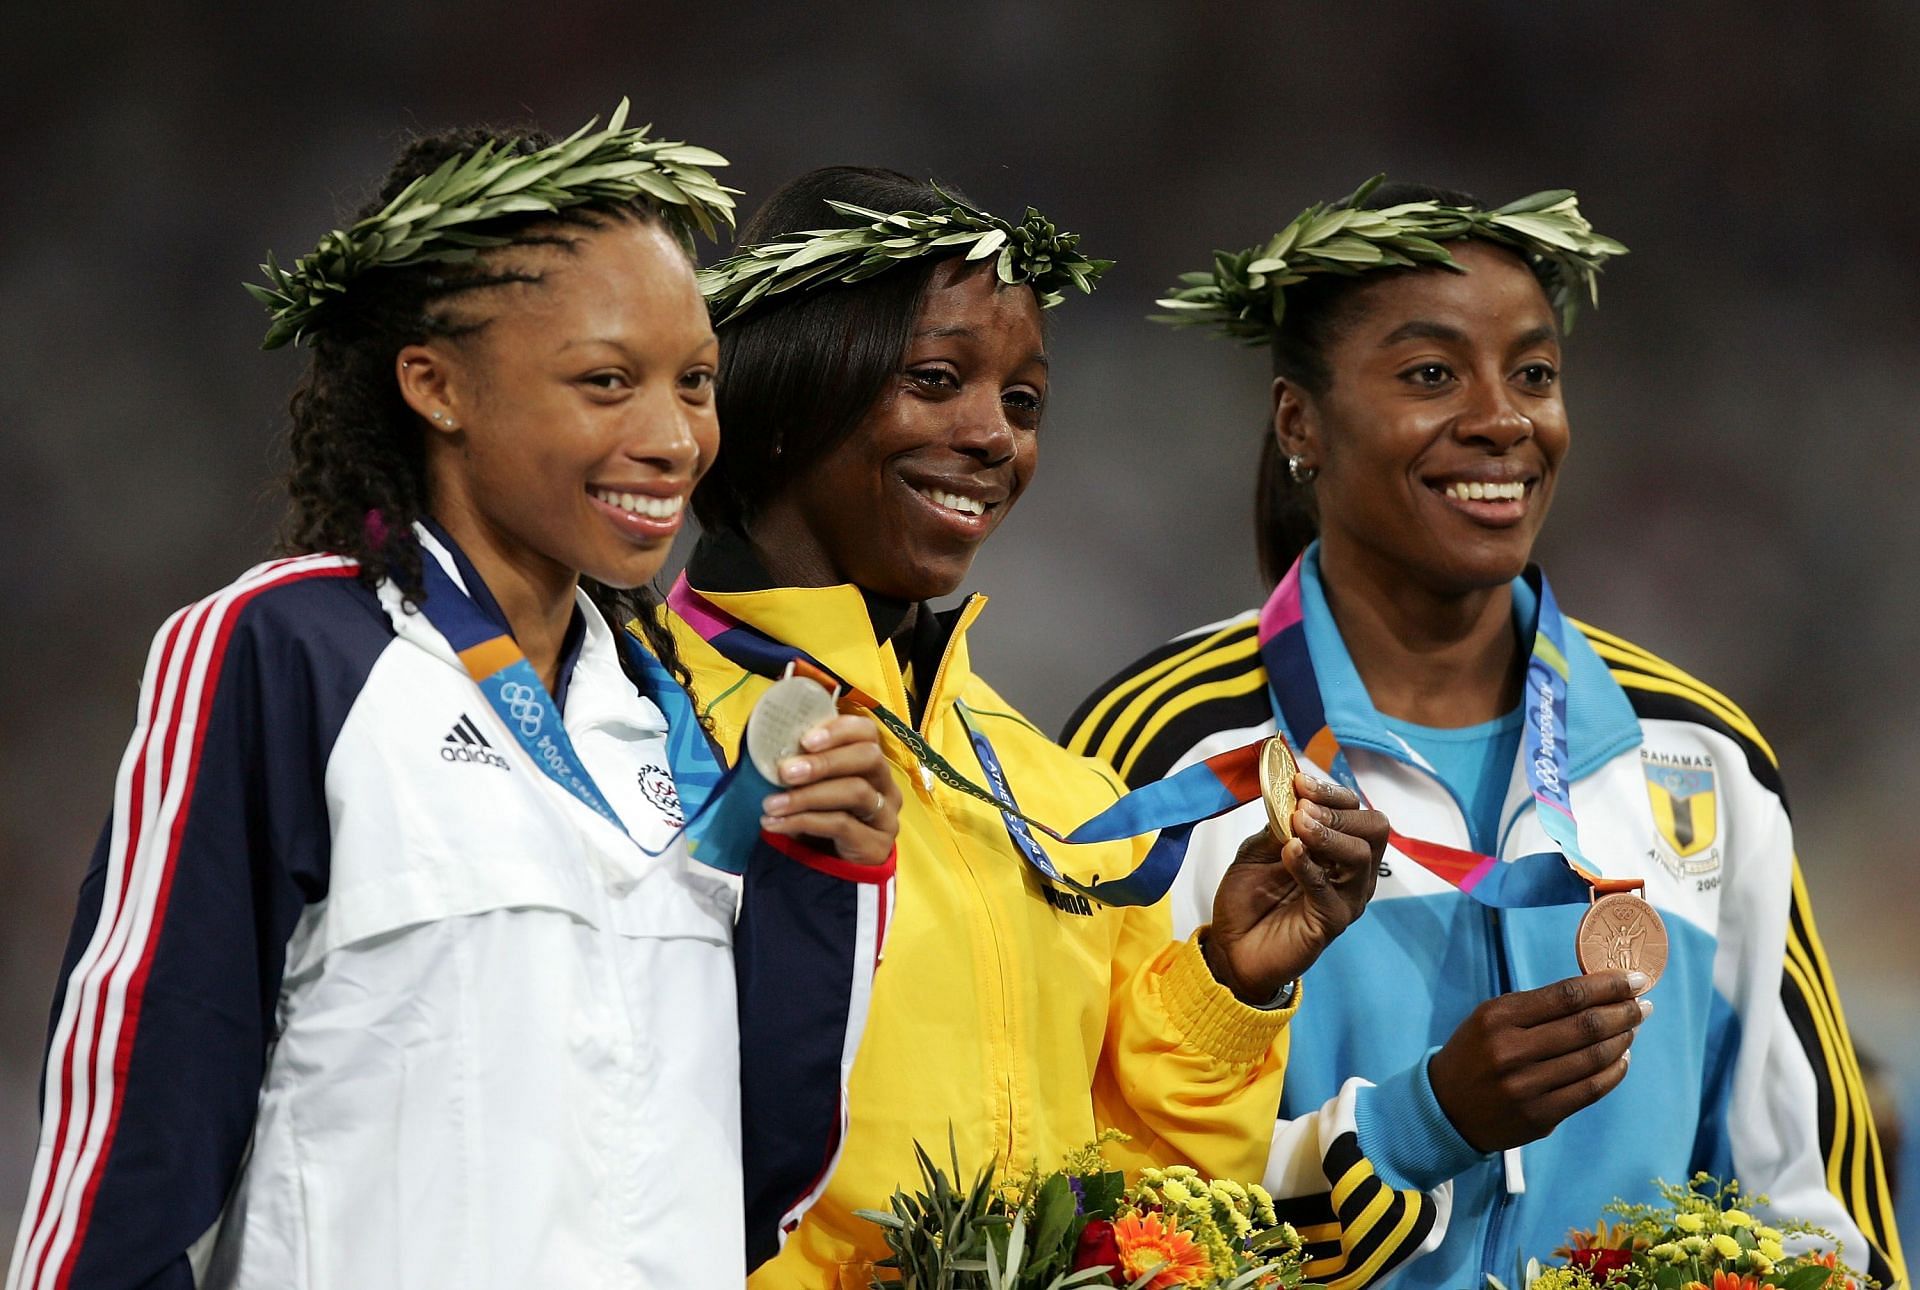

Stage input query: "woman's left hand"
[
  {"left": 1204, "top": 773, "right": 1386, "bottom": 1005},
  {"left": 761, "top": 714, "right": 901, "bottom": 866}
]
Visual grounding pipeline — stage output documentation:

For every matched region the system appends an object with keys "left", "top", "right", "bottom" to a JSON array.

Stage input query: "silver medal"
[{"left": 745, "top": 675, "right": 839, "bottom": 783}]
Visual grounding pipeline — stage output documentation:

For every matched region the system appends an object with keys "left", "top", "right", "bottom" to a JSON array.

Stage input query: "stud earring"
[{"left": 1287, "top": 454, "right": 1318, "bottom": 485}]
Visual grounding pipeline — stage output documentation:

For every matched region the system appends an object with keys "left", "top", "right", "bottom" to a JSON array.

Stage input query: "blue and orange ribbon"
[
  {"left": 1256, "top": 555, "right": 1606, "bottom": 908},
  {"left": 669, "top": 576, "right": 1272, "bottom": 908},
  {"left": 418, "top": 552, "right": 797, "bottom": 876}
]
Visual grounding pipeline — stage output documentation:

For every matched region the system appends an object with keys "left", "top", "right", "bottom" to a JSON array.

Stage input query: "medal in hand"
[{"left": 1260, "top": 735, "right": 1299, "bottom": 843}]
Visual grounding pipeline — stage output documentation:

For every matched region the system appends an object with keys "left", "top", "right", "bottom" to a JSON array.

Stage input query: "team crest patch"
[
  {"left": 638, "top": 764, "right": 685, "bottom": 826},
  {"left": 1641, "top": 749, "right": 1720, "bottom": 876}
]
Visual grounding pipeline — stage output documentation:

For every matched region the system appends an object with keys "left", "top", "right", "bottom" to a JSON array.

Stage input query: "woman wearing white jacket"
[{"left": 8, "top": 107, "right": 898, "bottom": 1290}]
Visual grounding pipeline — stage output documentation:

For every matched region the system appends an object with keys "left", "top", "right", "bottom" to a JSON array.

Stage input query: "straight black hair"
[{"left": 694, "top": 166, "right": 970, "bottom": 535}]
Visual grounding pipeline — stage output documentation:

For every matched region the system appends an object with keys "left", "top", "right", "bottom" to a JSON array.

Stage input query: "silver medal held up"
[{"left": 745, "top": 671, "right": 841, "bottom": 782}]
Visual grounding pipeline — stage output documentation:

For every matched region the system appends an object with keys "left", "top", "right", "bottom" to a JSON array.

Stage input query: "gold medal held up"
[{"left": 1259, "top": 735, "right": 1300, "bottom": 843}]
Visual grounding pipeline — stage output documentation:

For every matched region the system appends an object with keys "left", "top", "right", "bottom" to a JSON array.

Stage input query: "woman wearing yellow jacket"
[{"left": 671, "top": 167, "right": 1387, "bottom": 1288}]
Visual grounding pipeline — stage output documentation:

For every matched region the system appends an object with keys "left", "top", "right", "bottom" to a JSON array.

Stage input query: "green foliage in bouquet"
[
  {"left": 856, "top": 1131, "right": 1316, "bottom": 1289},
  {"left": 1488, "top": 1175, "right": 1871, "bottom": 1290}
]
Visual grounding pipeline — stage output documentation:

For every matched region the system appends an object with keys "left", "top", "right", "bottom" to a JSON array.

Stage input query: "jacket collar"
[
  {"left": 680, "top": 529, "right": 983, "bottom": 725},
  {"left": 1286, "top": 543, "right": 1640, "bottom": 782},
  {"left": 383, "top": 520, "right": 609, "bottom": 722}
]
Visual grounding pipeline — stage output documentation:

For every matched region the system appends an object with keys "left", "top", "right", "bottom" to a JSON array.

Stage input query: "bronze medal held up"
[
  {"left": 1576, "top": 884, "right": 1669, "bottom": 993},
  {"left": 1260, "top": 735, "right": 1300, "bottom": 842}
]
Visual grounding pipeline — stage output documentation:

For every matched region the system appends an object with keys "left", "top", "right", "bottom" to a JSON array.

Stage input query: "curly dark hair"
[{"left": 274, "top": 121, "right": 699, "bottom": 697}]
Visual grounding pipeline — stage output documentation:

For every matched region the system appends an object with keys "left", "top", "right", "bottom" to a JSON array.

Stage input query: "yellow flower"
[
  {"left": 1682, "top": 1237, "right": 1710, "bottom": 1255},
  {"left": 1721, "top": 1210, "right": 1754, "bottom": 1229},
  {"left": 1161, "top": 1179, "right": 1192, "bottom": 1205},
  {"left": 1676, "top": 1214, "right": 1707, "bottom": 1234},
  {"left": 1711, "top": 1234, "right": 1743, "bottom": 1260},
  {"left": 1533, "top": 1269, "right": 1598, "bottom": 1290},
  {"left": 1758, "top": 1239, "right": 1784, "bottom": 1262},
  {"left": 1754, "top": 1227, "right": 1783, "bottom": 1245},
  {"left": 1211, "top": 1180, "right": 1249, "bottom": 1211},
  {"left": 1651, "top": 1243, "right": 1685, "bottom": 1262},
  {"left": 1749, "top": 1256, "right": 1775, "bottom": 1276}
]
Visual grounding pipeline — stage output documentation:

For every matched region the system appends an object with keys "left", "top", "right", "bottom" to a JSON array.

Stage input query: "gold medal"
[
  {"left": 1575, "top": 884, "right": 1669, "bottom": 993},
  {"left": 1260, "top": 735, "right": 1300, "bottom": 842}
]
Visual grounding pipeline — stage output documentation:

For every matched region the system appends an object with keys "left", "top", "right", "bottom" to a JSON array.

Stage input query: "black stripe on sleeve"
[
  {"left": 1062, "top": 622, "right": 1255, "bottom": 759},
  {"left": 1612, "top": 680, "right": 1789, "bottom": 812}
]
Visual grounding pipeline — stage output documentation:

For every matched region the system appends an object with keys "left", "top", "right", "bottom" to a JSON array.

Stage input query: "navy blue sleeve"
[
  {"left": 735, "top": 833, "right": 894, "bottom": 1274},
  {"left": 8, "top": 563, "right": 380, "bottom": 1290}
]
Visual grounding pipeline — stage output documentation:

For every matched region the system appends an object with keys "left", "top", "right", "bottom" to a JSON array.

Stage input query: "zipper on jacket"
[
  {"left": 1481, "top": 904, "right": 1517, "bottom": 1281},
  {"left": 912, "top": 597, "right": 1019, "bottom": 1163}
]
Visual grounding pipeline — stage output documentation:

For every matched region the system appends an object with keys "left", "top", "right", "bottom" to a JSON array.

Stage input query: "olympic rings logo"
[{"left": 498, "top": 682, "right": 546, "bottom": 737}]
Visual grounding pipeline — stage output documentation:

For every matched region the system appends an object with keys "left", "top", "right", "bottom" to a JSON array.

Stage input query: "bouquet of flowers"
[
  {"left": 1491, "top": 1175, "right": 1871, "bottom": 1290},
  {"left": 856, "top": 1132, "right": 1315, "bottom": 1289}
]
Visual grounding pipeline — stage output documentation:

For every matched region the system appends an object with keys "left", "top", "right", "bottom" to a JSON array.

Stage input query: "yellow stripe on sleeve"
[
  {"left": 1331, "top": 1194, "right": 1426, "bottom": 1290},
  {"left": 1787, "top": 861, "right": 1907, "bottom": 1282},
  {"left": 1605, "top": 668, "right": 1779, "bottom": 767},
  {"left": 1064, "top": 619, "right": 1253, "bottom": 757},
  {"left": 1089, "top": 633, "right": 1259, "bottom": 770},
  {"left": 1116, "top": 668, "right": 1270, "bottom": 781}
]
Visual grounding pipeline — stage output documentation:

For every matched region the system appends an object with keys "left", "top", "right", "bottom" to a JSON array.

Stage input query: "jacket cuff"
[
  {"left": 759, "top": 832, "right": 897, "bottom": 884},
  {"left": 1353, "top": 1047, "right": 1488, "bottom": 1192},
  {"left": 1162, "top": 929, "right": 1297, "bottom": 1065}
]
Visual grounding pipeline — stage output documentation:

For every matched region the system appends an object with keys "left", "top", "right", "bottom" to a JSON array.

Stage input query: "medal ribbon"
[
  {"left": 1257, "top": 556, "right": 1611, "bottom": 909},
  {"left": 418, "top": 552, "right": 791, "bottom": 875},
  {"left": 668, "top": 576, "right": 1269, "bottom": 907}
]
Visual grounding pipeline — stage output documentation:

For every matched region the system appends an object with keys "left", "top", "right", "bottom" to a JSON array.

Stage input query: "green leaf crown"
[
  {"left": 246, "top": 98, "right": 739, "bottom": 349},
  {"left": 698, "top": 185, "right": 1114, "bottom": 326},
  {"left": 1156, "top": 175, "right": 1628, "bottom": 343}
]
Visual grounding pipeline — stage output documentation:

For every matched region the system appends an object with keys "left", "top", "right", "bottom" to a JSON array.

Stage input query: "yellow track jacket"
[{"left": 666, "top": 580, "right": 1294, "bottom": 1289}]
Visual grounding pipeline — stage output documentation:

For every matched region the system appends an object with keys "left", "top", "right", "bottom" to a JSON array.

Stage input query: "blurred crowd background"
[{"left": 3, "top": 0, "right": 1916, "bottom": 1239}]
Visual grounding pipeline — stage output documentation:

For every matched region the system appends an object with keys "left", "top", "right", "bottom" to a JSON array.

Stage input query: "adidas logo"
[{"left": 441, "top": 714, "right": 510, "bottom": 769}]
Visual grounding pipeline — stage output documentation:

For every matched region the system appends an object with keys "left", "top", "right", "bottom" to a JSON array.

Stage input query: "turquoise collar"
[{"left": 1295, "top": 544, "right": 1640, "bottom": 782}]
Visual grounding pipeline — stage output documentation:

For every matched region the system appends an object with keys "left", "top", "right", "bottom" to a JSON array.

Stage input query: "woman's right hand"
[
  {"left": 760, "top": 713, "right": 901, "bottom": 866},
  {"left": 1426, "top": 971, "right": 1650, "bottom": 1152}
]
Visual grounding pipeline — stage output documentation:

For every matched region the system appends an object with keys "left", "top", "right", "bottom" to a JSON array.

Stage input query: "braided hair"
[{"left": 275, "top": 123, "right": 698, "bottom": 694}]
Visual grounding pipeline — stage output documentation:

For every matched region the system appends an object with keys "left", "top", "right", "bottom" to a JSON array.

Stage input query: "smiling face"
[
  {"left": 400, "top": 216, "right": 719, "bottom": 591},
  {"left": 1278, "top": 240, "right": 1569, "bottom": 597},
  {"left": 757, "top": 258, "right": 1048, "bottom": 601}
]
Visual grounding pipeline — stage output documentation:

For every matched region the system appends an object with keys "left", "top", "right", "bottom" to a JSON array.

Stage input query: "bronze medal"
[
  {"left": 1576, "top": 888, "right": 1669, "bottom": 992},
  {"left": 1260, "top": 735, "right": 1300, "bottom": 843}
]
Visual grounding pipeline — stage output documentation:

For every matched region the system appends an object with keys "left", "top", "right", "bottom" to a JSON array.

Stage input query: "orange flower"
[
  {"left": 1809, "top": 1250, "right": 1859, "bottom": 1290},
  {"left": 1684, "top": 1270, "right": 1761, "bottom": 1290},
  {"left": 1111, "top": 1211, "right": 1213, "bottom": 1289}
]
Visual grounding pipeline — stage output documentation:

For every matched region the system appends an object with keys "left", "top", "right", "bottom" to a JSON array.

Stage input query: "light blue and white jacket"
[{"left": 1065, "top": 545, "right": 1903, "bottom": 1290}]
